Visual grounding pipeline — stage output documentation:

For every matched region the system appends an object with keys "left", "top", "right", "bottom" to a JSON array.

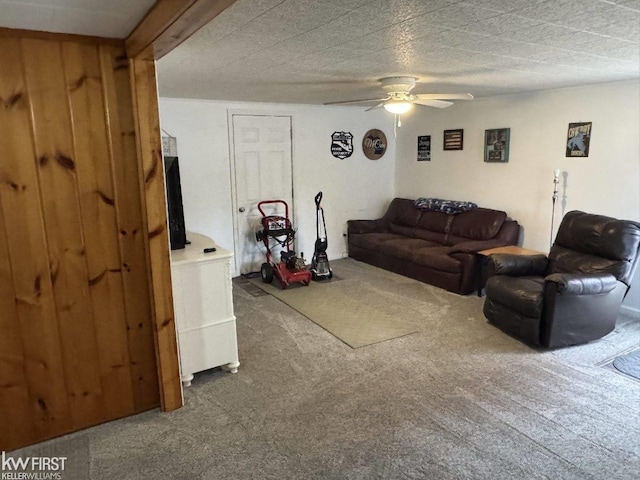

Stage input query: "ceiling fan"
[{"left": 324, "top": 76, "right": 474, "bottom": 114}]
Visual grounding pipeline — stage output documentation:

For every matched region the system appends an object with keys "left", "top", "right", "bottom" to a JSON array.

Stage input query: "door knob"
[{"left": 238, "top": 207, "right": 245, "bottom": 213}]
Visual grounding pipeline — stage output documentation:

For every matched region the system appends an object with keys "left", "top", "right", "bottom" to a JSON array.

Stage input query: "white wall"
[
  {"left": 159, "top": 99, "right": 396, "bottom": 275},
  {"left": 159, "top": 81, "right": 639, "bottom": 311},
  {"left": 394, "top": 80, "right": 640, "bottom": 311}
]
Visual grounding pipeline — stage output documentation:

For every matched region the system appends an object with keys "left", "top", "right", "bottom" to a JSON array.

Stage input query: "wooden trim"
[
  {"left": 126, "top": 0, "right": 238, "bottom": 60},
  {"left": 124, "top": 0, "right": 241, "bottom": 412},
  {"left": 0, "top": 27, "right": 123, "bottom": 46},
  {"left": 99, "top": 45, "right": 162, "bottom": 412},
  {"left": 126, "top": 0, "right": 197, "bottom": 59},
  {"left": 152, "top": 0, "right": 238, "bottom": 59},
  {"left": 129, "top": 52, "right": 183, "bottom": 412}
]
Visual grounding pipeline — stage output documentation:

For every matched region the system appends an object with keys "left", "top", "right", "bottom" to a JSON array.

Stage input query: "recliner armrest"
[
  {"left": 347, "top": 219, "right": 386, "bottom": 234},
  {"left": 487, "top": 254, "right": 548, "bottom": 277},
  {"left": 545, "top": 273, "right": 617, "bottom": 295}
]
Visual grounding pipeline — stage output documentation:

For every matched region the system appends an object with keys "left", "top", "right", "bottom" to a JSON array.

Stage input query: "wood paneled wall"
[{"left": 0, "top": 35, "right": 160, "bottom": 451}]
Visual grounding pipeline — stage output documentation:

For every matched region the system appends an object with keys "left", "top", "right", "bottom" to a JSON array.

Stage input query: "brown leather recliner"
[{"left": 483, "top": 211, "right": 640, "bottom": 348}]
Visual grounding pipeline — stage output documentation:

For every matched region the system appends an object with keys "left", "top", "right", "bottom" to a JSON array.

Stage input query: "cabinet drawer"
[
  {"left": 177, "top": 319, "right": 238, "bottom": 376},
  {"left": 173, "top": 259, "right": 233, "bottom": 332}
]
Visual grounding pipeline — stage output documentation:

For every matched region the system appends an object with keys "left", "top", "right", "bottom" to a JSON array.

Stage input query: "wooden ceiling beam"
[
  {"left": 0, "top": 26, "right": 123, "bottom": 46},
  {"left": 126, "top": 0, "right": 237, "bottom": 60}
]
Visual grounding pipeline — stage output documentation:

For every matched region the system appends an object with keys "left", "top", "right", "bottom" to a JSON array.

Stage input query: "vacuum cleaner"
[{"left": 311, "top": 191, "right": 333, "bottom": 280}]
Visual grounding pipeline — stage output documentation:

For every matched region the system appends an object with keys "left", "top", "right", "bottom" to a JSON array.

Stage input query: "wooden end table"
[{"left": 476, "top": 245, "right": 546, "bottom": 297}]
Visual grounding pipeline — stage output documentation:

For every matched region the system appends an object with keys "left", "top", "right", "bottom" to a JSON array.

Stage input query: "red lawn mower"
[{"left": 255, "top": 199, "right": 312, "bottom": 289}]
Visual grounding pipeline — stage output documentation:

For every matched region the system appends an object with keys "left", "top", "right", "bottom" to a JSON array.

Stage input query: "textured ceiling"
[
  {"left": 1, "top": 0, "right": 637, "bottom": 101},
  {"left": 0, "top": 0, "right": 155, "bottom": 38},
  {"left": 157, "top": 0, "right": 640, "bottom": 103}
]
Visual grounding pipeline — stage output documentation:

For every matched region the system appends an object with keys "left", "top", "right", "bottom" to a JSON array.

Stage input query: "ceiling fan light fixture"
[{"left": 383, "top": 101, "right": 413, "bottom": 114}]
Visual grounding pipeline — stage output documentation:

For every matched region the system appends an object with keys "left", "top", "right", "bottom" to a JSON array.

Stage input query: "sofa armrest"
[
  {"left": 545, "top": 273, "right": 617, "bottom": 295},
  {"left": 488, "top": 254, "right": 548, "bottom": 277},
  {"left": 347, "top": 219, "right": 386, "bottom": 234},
  {"left": 447, "top": 239, "right": 504, "bottom": 254},
  {"left": 494, "top": 219, "right": 520, "bottom": 245}
]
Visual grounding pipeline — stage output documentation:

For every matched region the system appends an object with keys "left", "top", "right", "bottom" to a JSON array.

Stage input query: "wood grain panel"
[
  {"left": 0, "top": 37, "right": 71, "bottom": 449},
  {"left": 22, "top": 38, "right": 106, "bottom": 429},
  {"left": 130, "top": 54, "right": 183, "bottom": 411},
  {"left": 0, "top": 184, "right": 36, "bottom": 450},
  {"left": 62, "top": 41, "right": 137, "bottom": 419},
  {"left": 1, "top": 24, "right": 184, "bottom": 449},
  {"left": 100, "top": 45, "right": 160, "bottom": 410}
]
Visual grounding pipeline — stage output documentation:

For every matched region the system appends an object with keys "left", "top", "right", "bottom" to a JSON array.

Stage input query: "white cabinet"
[{"left": 171, "top": 232, "right": 239, "bottom": 386}]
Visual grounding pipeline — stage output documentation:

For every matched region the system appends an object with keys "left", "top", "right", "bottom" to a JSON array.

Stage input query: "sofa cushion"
[
  {"left": 416, "top": 210, "right": 452, "bottom": 234},
  {"left": 348, "top": 233, "right": 406, "bottom": 251},
  {"left": 379, "top": 238, "right": 443, "bottom": 261},
  {"left": 412, "top": 211, "right": 451, "bottom": 244},
  {"left": 384, "top": 198, "right": 421, "bottom": 228},
  {"left": 547, "top": 245, "right": 631, "bottom": 280},
  {"left": 485, "top": 275, "right": 545, "bottom": 317},
  {"left": 389, "top": 223, "right": 416, "bottom": 237},
  {"left": 449, "top": 208, "right": 507, "bottom": 241},
  {"left": 412, "top": 229, "right": 448, "bottom": 245},
  {"left": 412, "top": 246, "right": 462, "bottom": 273},
  {"left": 549, "top": 210, "right": 640, "bottom": 285}
]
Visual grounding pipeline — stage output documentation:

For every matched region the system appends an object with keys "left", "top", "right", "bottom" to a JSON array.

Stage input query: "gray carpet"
[
  {"left": 11, "top": 259, "right": 640, "bottom": 479},
  {"left": 248, "top": 276, "right": 418, "bottom": 348}
]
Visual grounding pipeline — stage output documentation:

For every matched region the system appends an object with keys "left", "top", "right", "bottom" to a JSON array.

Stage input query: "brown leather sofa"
[
  {"left": 483, "top": 210, "right": 640, "bottom": 348},
  {"left": 347, "top": 198, "right": 519, "bottom": 294}
]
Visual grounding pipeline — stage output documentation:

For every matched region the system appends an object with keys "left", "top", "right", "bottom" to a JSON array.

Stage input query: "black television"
[{"left": 164, "top": 156, "right": 187, "bottom": 250}]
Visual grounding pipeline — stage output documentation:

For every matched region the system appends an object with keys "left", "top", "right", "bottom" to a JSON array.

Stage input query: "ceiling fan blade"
[
  {"left": 365, "top": 103, "right": 384, "bottom": 111},
  {"left": 415, "top": 93, "right": 474, "bottom": 101},
  {"left": 324, "top": 97, "right": 389, "bottom": 106},
  {"left": 414, "top": 99, "right": 454, "bottom": 109}
]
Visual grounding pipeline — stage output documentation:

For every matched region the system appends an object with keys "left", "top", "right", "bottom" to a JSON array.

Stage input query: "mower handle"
[
  {"left": 257, "top": 199, "right": 289, "bottom": 218},
  {"left": 314, "top": 191, "right": 323, "bottom": 208}
]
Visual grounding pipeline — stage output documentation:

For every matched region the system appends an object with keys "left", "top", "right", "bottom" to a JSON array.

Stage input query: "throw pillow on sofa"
[{"left": 414, "top": 197, "right": 478, "bottom": 215}]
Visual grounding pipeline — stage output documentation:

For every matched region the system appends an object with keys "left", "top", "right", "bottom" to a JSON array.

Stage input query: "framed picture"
[
  {"left": 443, "top": 129, "right": 463, "bottom": 150},
  {"left": 566, "top": 122, "right": 592, "bottom": 157},
  {"left": 484, "top": 128, "right": 510, "bottom": 163},
  {"left": 417, "top": 135, "right": 431, "bottom": 161}
]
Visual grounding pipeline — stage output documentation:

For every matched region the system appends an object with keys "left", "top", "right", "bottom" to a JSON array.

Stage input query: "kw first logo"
[{"left": 2, "top": 452, "right": 67, "bottom": 480}]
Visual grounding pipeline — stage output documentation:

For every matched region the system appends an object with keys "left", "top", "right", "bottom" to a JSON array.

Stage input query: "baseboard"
[{"left": 620, "top": 305, "right": 640, "bottom": 318}]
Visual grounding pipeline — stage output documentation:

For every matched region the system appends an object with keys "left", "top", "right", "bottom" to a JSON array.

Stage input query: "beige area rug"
[{"left": 249, "top": 273, "right": 419, "bottom": 348}]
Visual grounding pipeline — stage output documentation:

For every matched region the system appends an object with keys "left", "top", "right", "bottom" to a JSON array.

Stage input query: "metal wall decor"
[
  {"left": 330, "top": 131, "right": 354, "bottom": 159},
  {"left": 417, "top": 135, "right": 431, "bottom": 161},
  {"left": 443, "top": 129, "right": 463, "bottom": 150},
  {"left": 566, "top": 122, "right": 592, "bottom": 157},
  {"left": 362, "top": 129, "right": 387, "bottom": 160},
  {"left": 484, "top": 128, "right": 510, "bottom": 163}
]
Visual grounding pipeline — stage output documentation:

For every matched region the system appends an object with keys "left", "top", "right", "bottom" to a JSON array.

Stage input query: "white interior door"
[{"left": 232, "top": 114, "right": 293, "bottom": 274}]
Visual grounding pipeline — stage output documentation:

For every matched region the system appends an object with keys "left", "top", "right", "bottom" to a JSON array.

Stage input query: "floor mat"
[
  {"left": 249, "top": 276, "right": 418, "bottom": 348},
  {"left": 612, "top": 348, "right": 640, "bottom": 380}
]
